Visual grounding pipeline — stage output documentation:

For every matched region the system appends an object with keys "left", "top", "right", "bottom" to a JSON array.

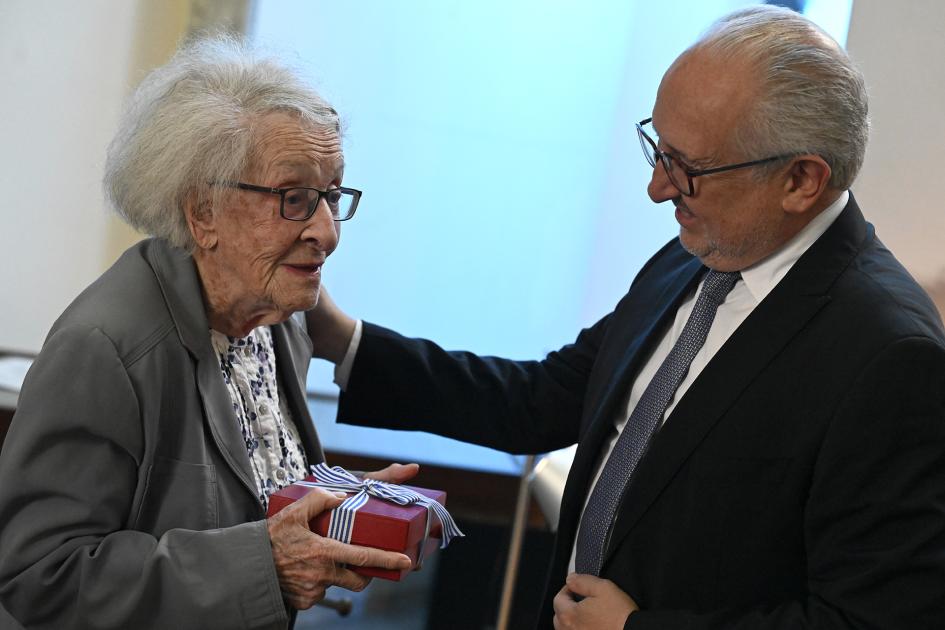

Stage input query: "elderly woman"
[{"left": 0, "top": 38, "right": 415, "bottom": 629}]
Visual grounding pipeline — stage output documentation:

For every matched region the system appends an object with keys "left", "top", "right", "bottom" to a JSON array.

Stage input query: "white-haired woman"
[{"left": 0, "top": 38, "right": 415, "bottom": 629}]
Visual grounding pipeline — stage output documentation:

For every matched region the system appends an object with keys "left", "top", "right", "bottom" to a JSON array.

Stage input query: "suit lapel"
[
  {"left": 554, "top": 253, "right": 705, "bottom": 557},
  {"left": 600, "top": 197, "right": 868, "bottom": 569},
  {"left": 586, "top": 257, "right": 706, "bottom": 440},
  {"left": 192, "top": 341, "right": 263, "bottom": 503}
]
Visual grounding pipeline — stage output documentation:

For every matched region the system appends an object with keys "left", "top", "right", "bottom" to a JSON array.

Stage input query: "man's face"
[{"left": 647, "top": 51, "right": 792, "bottom": 272}]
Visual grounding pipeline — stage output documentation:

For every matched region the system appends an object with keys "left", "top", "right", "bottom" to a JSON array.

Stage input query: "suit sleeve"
[
  {"left": 626, "top": 336, "right": 945, "bottom": 630},
  {"left": 337, "top": 314, "right": 613, "bottom": 455},
  {"left": 0, "top": 325, "right": 287, "bottom": 630}
]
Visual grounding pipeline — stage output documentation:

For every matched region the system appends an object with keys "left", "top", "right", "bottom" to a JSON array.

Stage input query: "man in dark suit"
[{"left": 307, "top": 6, "right": 945, "bottom": 629}]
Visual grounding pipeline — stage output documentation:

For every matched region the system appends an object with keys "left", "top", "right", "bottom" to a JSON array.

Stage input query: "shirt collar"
[{"left": 739, "top": 190, "right": 849, "bottom": 304}]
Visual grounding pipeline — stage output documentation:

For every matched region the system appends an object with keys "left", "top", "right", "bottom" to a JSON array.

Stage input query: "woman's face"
[{"left": 192, "top": 112, "right": 343, "bottom": 333}]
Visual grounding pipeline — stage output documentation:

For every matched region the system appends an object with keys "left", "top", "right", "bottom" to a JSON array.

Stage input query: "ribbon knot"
[{"left": 300, "top": 463, "right": 464, "bottom": 567}]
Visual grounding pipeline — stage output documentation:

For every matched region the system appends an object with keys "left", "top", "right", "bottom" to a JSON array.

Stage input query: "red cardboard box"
[{"left": 267, "top": 477, "right": 447, "bottom": 581}]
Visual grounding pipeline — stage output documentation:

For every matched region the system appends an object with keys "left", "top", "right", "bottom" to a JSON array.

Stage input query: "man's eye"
[{"left": 670, "top": 155, "right": 695, "bottom": 172}]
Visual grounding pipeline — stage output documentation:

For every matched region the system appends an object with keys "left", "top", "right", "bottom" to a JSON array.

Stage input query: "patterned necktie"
[{"left": 574, "top": 269, "right": 740, "bottom": 576}]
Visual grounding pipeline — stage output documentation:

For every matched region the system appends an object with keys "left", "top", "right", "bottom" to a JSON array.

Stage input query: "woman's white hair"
[
  {"left": 690, "top": 5, "right": 869, "bottom": 189},
  {"left": 104, "top": 36, "right": 339, "bottom": 250}
]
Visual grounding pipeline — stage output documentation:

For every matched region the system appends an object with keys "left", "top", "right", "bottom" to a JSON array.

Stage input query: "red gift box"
[{"left": 267, "top": 475, "right": 448, "bottom": 581}]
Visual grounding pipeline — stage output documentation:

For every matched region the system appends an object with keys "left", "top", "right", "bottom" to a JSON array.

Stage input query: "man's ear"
[
  {"left": 782, "top": 155, "right": 832, "bottom": 215},
  {"left": 185, "top": 192, "right": 218, "bottom": 250}
]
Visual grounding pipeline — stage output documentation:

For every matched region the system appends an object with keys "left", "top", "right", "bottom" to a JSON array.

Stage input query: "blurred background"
[
  {"left": 3, "top": 0, "right": 942, "bottom": 474},
  {"left": 1, "top": 1, "right": 942, "bottom": 627}
]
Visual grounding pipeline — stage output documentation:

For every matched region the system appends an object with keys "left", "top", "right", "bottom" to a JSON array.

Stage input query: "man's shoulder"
[
  {"left": 832, "top": 236, "right": 945, "bottom": 346},
  {"left": 789, "top": 194, "right": 944, "bottom": 347}
]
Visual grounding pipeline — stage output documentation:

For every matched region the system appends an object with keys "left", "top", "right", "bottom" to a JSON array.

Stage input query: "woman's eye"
[{"left": 284, "top": 191, "right": 306, "bottom": 207}]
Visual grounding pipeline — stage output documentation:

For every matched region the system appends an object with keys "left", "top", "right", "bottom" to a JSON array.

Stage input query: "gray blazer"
[{"left": 0, "top": 238, "right": 324, "bottom": 629}]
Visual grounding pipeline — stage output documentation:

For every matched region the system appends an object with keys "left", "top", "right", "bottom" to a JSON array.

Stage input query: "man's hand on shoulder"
[
  {"left": 306, "top": 286, "right": 357, "bottom": 363},
  {"left": 362, "top": 462, "right": 420, "bottom": 484}
]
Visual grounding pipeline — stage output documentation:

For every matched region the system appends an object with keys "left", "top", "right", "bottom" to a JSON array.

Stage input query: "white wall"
[
  {"left": 0, "top": 1, "right": 942, "bottom": 355},
  {"left": 846, "top": 0, "right": 945, "bottom": 288},
  {"left": 0, "top": 1, "right": 138, "bottom": 353}
]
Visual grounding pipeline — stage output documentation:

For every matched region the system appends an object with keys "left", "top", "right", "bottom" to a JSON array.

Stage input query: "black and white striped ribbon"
[{"left": 300, "top": 463, "right": 464, "bottom": 553}]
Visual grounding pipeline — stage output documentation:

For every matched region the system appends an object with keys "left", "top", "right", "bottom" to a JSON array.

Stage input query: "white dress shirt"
[{"left": 332, "top": 191, "right": 849, "bottom": 574}]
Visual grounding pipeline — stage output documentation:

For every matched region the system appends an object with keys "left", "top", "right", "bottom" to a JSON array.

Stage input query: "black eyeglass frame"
[
  {"left": 636, "top": 118, "right": 791, "bottom": 197},
  {"left": 219, "top": 181, "right": 362, "bottom": 221}
]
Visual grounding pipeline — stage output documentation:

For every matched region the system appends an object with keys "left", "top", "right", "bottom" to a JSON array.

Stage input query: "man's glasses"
[
  {"left": 219, "top": 182, "right": 361, "bottom": 221},
  {"left": 636, "top": 118, "right": 789, "bottom": 196}
]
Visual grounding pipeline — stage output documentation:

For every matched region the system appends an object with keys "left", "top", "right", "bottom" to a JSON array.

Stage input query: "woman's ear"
[
  {"left": 185, "top": 192, "right": 218, "bottom": 250},
  {"left": 782, "top": 155, "right": 833, "bottom": 215}
]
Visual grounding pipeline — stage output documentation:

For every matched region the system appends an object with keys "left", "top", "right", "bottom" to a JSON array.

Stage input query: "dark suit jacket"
[
  {"left": 0, "top": 238, "right": 323, "bottom": 629},
  {"left": 338, "top": 196, "right": 945, "bottom": 629}
]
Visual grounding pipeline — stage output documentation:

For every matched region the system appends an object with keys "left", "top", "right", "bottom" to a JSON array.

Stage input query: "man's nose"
[{"left": 647, "top": 161, "right": 679, "bottom": 203}]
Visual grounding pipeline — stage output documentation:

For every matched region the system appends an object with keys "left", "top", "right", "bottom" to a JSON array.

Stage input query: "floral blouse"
[{"left": 210, "top": 326, "right": 309, "bottom": 508}]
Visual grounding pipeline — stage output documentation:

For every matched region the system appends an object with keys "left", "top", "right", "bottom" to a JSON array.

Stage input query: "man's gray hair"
[
  {"left": 691, "top": 5, "right": 869, "bottom": 189},
  {"left": 104, "top": 36, "right": 339, "bottom": 250}
]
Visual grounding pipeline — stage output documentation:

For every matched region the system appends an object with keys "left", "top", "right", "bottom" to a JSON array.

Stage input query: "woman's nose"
[{"left": 301, "top": 200, "right": 340, "bottom": 252}]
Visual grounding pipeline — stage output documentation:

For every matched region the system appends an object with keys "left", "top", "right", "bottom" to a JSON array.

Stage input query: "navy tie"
[{"left": 574, "top": 269, "right": 740, "bottom": 575}]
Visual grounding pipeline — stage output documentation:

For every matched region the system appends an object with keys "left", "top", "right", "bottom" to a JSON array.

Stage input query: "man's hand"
[
  {"left": 267, "top": 487, "right": 412, "bottom": 610},
  {"left": 552, "top": 573, "right": 639, "bottom": 629},
  {"left": 306, "top": 286, "right": 357, "bottom": 363}
]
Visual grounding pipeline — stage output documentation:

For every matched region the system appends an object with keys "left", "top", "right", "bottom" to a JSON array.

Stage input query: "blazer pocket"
[{"left": 135, "top": 456, "right": 219, "bottom": 538}]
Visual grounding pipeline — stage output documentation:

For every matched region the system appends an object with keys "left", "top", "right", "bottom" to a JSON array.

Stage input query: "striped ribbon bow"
[{"left": 300, "top": 463, "right": 464, "bottom": 559}]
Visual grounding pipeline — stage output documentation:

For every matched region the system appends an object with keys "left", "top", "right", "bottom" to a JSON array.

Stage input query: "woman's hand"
[{"left": 267, "top": 487, "right": 412, "bottom": 610}]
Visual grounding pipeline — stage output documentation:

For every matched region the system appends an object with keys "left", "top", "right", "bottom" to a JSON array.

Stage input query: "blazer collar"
[
  {"left": 143, "top": 238, "right": 215, "bottom": 358},
  {"left": 600, "top": 194, "right": 870, "bottom": 570},
  {"left": 141, "top": 240, "right": 259, "bottom": 501},
  {"left": 571, "top": 255, "right": 704, "bottom": 479}
]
